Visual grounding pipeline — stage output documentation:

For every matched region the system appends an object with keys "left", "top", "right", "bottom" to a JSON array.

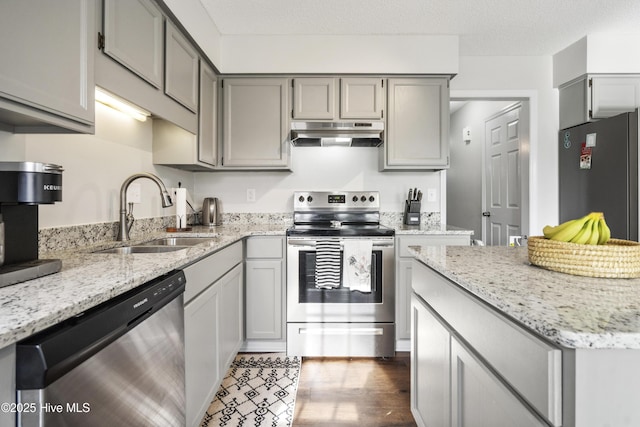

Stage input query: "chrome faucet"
[{"left": 117, "top": 173, "right": 173, "bottom": 241}]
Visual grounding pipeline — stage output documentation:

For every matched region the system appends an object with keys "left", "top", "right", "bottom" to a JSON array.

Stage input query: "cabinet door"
[
  {"left": 396, "top": 259, "right": 413, "bottom": 340},
  {"left": 218, "top": 264, "right": 244, "bottom": 375},
  {"left": 451, "top": 338, "right": 547, "bottom": 427},
  {"left": 198, "top": 62, "right": 218, "bottom": 166},
  {"left": 384, "top": 78, "right": 449, "bottom": 169},
  {"left": 184, "top": 280, "right": 220, "bottom": 427},
  {"left": 165, "top": 21, "right": 199, "bottom": 112},
  {"left": 591, "top": 75, "right": 640, "bottom": 119},
  {"left": 221, "top": 78, "right": 290, "bottom": 168},
  {"left": 103, "top": 0, "right": 163, "bottom": 88},
  {"left": 411, "top": 294, "right": 451, "bottom": 427},
  {"left": 0, "top": 0, "right": 94, "bottom": 127},
  {"left": 245, "top": 260, "right": 284, "bottom": 340},
  {"left": 293, "top": 77, "right": 336, "bottom": 119},
  {"left": 340, "top": 78, "right": 383, "bottom": 119}
]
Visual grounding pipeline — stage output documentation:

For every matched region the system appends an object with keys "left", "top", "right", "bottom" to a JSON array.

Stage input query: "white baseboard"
[{"left": 241, "top": 340, "right": 287, "bottom": 353}]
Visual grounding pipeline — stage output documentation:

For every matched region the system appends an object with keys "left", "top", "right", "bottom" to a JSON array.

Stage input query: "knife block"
[{"left": 403, "top": 201, "right": 421, "bottom": 226}]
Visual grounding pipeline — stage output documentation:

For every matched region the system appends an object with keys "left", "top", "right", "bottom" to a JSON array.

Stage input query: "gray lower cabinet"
[
  {"left": 0, "top": 345, "right": 15, "bottom": 427},
  {"left": 0, "top": 0, "right": 94, "bottom": 133},
  {"left": 103, "top": 0, "right": 163, "bottom": 89},
  {"left": 243, "top": 236, "right": 286, "bottom": 352},
  {"left": 382, "top": 77, "right": 450, "bottom": 170},
  {"left": 411, "top": 294, "right": 450, "bottom": 427},
  {"left": 183, "top": 242, "right": 243, "bottom": 427},
  {"left": 395, "top": 234, "right": 470, "bottom": 350},
  {"left": 450, "top": 337, "right": 547, "bottom": 427},
  {"left": 221, "top": 78, "right": 291, "bottom": 169},
  {"left": 411, "top": 260, "right": 561, "bottom": 427}
]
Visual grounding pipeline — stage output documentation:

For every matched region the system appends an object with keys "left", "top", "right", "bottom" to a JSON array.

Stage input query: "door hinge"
[
  {"left": 291, "top": 109, "right": 294, "bottom": 119},
  {"left": 97, "top": 32, "right": 104, "bottom": 50},
  {"left": 291, "top": 79, "right": 295, "bottom": 88},
  {"left": 588, "top": 78, "right": 593, "bottom": 88},
  {"left": 221, "top": 80, "right": 224, "bottom": 88},
  {"left": 221, "top": 156, "right": 224, "bottom": 166},
  {"left": 381, "top": 109, "right": 384, "bottom": 119},
  {"left": 589, "top": 109, "right": 593, "bottom": 119},
  {"left": 381, "top": 79, "right": 384, "bottom": 88}
]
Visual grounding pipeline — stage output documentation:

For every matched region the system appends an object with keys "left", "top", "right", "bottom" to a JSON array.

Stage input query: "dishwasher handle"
[{"left": 16, "top": 270, "right": 185, "bottom": 390}]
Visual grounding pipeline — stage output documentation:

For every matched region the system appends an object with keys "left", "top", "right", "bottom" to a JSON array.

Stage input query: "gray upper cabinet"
[
  {"left": 221, "top": 78, "right": 290, "bottom": 169},
  {"left": 559, "top": 74, "right": 640, "bottom": 129},
  {"left": 103, "top": 0, "right": 163, "bottom": 89},
  {"left": 340, "top": 78, "right": 384, "bottom": 119},
  {"left": 0, "top": 0, "right": 95, "bottom": 133},
  {"left": 165, "top": 21, "right": 199, "bottom": 113},
  {"left": 293, "top": 78, "right": 335, "bottom": 119},
  {"left": 382, "top": 77, "right": 450, "bottom": 170},
  {"left": 198, "top": 62, "right": 218, "bottom": 167},
  {"left": 292, "top": 77, "right": 383, "bottom": 120}
]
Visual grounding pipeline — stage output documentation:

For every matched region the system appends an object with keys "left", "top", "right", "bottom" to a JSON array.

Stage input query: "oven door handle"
[{"left": 287, "top": 238, "right": 394, "bottom": 248}]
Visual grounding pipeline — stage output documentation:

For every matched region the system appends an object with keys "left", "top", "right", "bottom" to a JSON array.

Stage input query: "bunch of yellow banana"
[{"left": 542, "top": 212, "right": 611, "bottom": 245}]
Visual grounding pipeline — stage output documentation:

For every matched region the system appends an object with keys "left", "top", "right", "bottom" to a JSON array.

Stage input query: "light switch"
[
  {"left": 427, "top": 188, "right": 437, "bottom": 202},
  {"left": 462, "top": 126, "right": 472, "bottom": 142}
]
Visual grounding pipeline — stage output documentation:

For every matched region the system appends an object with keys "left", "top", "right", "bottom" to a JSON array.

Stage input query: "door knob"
[{"left": 482, "top": 211, "right": 491, "bottom": 217}]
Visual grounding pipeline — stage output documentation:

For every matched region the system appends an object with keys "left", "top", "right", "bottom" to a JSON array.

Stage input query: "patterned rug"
[{"left": 200, "top": 353, "right": 301, "bottom": 427}]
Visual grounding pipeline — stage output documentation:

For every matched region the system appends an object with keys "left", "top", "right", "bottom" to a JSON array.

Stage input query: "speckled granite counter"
[
  {"left": 0, "top": 224, "right": 286, "bottom": 348},
  {"left": 391, "top": 223, "right": 474, "bottom": 236},
  {"left": 410, "top": 245, "right": 640, "bottom": 350}
]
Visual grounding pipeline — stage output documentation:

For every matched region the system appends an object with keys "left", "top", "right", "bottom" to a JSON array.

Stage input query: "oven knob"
[
  {"left": 298, "top": 195, "right": 305, "bottom": 203},
  {"left": 352, "top": 196, "right": 358, "bottom": 202},
  {"left": 369, "top": 195, "right": 375, "bottom": 202},
  {"left": 360, "top": 195, "right": 366, "bottom": 202},
  {"left": 307, "top": 196, "right": 313, "bottom": 202}
]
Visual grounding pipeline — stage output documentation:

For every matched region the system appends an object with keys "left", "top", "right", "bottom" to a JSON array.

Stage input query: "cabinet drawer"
[
  {"left": 413, "top": 262, "right": 562, "bottom": 426},
  {"left": 398, "top": 235, "right": 470, "bottom": 257},
  {"left": 183, "top": 242, "right": 242, "bottom": 303},
  {"left": 246, "top": 236, "right": 284, "bottom": 259}
]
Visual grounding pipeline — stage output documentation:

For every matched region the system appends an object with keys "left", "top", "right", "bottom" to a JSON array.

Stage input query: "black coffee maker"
[{"left": 0, "top": 162, "right": 63, "bottom": 287}]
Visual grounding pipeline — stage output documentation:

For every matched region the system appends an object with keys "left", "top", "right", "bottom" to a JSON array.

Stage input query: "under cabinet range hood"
[{"left": 290, "top": 121, "right": 384, "bottom": 147}]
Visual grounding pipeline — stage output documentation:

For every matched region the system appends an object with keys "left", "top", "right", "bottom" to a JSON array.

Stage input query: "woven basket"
[{"left": 527, "top": 236, "right": 640, "bottom": 278}]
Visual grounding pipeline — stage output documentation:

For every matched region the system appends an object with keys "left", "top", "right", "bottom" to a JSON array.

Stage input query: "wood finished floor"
[{"left": 293, "top": 353, "right": 417, "bottom": 427}]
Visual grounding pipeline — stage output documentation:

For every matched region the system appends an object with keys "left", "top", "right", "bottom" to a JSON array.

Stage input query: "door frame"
[{"left": 450, "top": 90, "right": 535, "bottom": 244}]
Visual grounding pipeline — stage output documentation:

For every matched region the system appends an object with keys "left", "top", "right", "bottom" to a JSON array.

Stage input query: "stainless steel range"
[{"left": 286, "top": 191, "right": 395, "bottom": 357}]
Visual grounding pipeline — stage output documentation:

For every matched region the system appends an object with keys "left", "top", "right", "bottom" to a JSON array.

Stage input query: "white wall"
[
  {"left": 194, "top": 147, "right": 442, "bottom": 214},
  {"left": 451, "top": 55, "right": 559, "bottom": 235},
  {"left": 0, "top": 104, "right": 194, "bottom": 228}
]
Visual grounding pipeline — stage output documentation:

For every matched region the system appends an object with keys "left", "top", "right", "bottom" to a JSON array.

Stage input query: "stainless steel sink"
[
  {"left": 94, "top": 246, "right": 187, "bottom": 254},
  {"left": 141, "top": 237, "right": 215, "bottom": 246}
]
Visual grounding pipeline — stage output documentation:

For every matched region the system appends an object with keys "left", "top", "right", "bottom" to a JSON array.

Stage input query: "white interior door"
[{"left": 484, "top": 105, "right": 522, "bottom": 245}]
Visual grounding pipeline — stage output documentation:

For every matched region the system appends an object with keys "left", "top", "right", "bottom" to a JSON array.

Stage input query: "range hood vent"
[{"left": 290, "top": 121, "right": 384, "bottom": 147}]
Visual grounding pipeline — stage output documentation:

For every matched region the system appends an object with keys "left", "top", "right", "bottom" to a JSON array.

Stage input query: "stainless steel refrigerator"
[{"left": 559, "top": 109, "right": 639, "bottom": 240}]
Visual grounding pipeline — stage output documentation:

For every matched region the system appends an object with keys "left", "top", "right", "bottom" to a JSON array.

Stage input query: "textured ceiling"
[{"left": 198, "top": 0, "right": 640, "bottom": 55}]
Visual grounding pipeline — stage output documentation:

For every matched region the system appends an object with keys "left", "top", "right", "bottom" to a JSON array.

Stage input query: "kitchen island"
[{"left": 410, "top": 244, "right": 640, "bottom": 427}]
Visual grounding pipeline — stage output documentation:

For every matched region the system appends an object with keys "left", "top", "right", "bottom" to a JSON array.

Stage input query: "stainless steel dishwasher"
[{"left": 15, "top": 270, "right": 186, "bottom": 427}]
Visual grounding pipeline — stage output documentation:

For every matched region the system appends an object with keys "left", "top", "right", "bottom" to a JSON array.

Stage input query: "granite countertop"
[
  {"left": 0, "top": 224, "right": 286, "bottom": 348},
  {"left": 410, "top": 245, "right": 640, "bottom": 350},
  {"left": 0, "top": 219, "right": 471, "bottom": 349}
]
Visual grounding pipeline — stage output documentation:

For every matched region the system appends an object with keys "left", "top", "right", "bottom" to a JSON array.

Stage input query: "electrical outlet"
[
  {"left": 427, "top": 188, "right": 437, "bottom": 202},
  {"left": 246, "top": 188, "right": 256, "bottom": 202},
  {"left": 127, "top": 183, "right": 141, "bottom": 203}
]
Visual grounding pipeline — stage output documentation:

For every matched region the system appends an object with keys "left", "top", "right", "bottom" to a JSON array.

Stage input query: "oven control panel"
[{"left": 294, "top": 191, "right": 380, "bottom": 210}]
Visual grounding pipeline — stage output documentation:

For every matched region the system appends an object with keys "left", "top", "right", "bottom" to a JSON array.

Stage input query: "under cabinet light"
[{"left": 95, "top": 87, "right": 150, "bottom": 122}]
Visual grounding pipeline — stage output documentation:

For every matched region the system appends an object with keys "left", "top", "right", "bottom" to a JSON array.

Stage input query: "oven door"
[{"left": 286, "top": 236, "right": 395, "bottom": 323}]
